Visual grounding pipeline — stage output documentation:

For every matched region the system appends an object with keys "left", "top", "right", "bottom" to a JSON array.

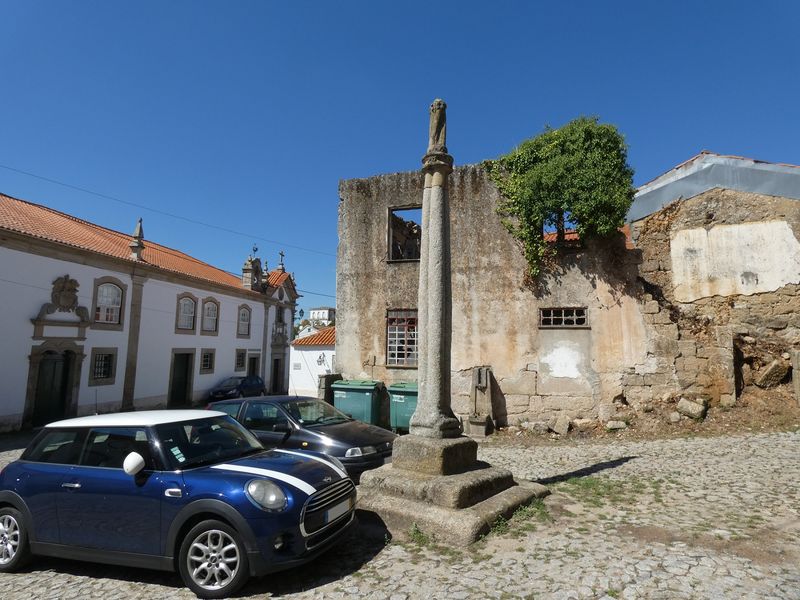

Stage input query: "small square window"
[{"left": 88, "top": 347, "right": 117, "bottom": 386}]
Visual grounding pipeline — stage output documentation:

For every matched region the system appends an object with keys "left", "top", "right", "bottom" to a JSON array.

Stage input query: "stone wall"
[
  {"left": 337, "top": 169, "right": 800, "bottom": 429},
  {"left": 631, "top": 188, "right": 800, "bottom": 409}
]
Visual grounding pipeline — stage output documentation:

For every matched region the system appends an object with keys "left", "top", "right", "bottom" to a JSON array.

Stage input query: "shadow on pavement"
[
  {"left": 14, "top": 510, "right": 390, "bottom": 597},
  {"left": 535, "top": 456, "right": 638, "bottom": 485}
]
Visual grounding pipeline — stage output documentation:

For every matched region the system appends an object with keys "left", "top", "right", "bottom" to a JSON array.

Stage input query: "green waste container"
[
  {"left": 331, "top": 380, "right": 383, "bottom": 425},
  {"left": 388, "top": 382, "right": 418, "bottom": 433}
]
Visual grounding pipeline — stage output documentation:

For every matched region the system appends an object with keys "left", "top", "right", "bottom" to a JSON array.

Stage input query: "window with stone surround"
[
  {"left": 88, "top": 347, "right": 117, "bottom": 386},
  {"left": 201, "top": 298, "right": 220, "bottom": 335},
  {"left": 176, "top": 293, "right": 198, "bottom": 333},
  {"left": 235, "top": 349, "right": 246, "bottom": 372},
  {"left": 237, "top": 305, "right": 251, "bottom": 338},
  {"left": 91, "top": 276, "right": 127, "bottom": 331},
  {"left": 200, "top": 349, "right": 215, "bottom": 374},
  {"left": 538, "top": 307, "right": 589, "bottom": 328},
  {"left": 387, "top": 309, "right": 418, "bottom": 367}
]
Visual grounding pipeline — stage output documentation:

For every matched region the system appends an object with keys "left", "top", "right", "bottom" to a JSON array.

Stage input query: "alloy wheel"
[
  {"left": 0, "top": 515, "right": 20, "bottom": 565},
  {"left": 186, "top": 529, "right": 240, "bottom": 591}
]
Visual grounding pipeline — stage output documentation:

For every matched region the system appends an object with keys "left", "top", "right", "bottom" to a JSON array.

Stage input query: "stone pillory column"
[
  {"left": 409, "top": 98, "right": 462, "bottom": 439},
  {"left": 357, "top": 100, "right": 548, "bottom": 546}
]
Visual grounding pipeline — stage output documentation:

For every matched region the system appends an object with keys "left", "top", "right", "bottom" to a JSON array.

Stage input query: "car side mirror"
[
  {"left": 123, "top": 451, "right": 145, "bottom": 476},
  {"left": 273, "top": 422, "right": 291, "bottom": 433}
]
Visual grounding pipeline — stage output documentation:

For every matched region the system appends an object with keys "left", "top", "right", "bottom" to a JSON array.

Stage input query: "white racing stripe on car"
[
  {"left": 210, "top": 464, "right": 316, "bottom": 495},
  {"left": 273, "top": 449, "right": 348, "bottom": 479}
]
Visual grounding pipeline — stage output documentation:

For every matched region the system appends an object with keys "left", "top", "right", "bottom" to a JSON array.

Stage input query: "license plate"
[{"left": 325, "top": 497, "right": 353, "bottom": 523}]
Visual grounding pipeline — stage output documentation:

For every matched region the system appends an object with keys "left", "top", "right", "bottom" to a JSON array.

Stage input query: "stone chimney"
[{"left": 129, "top": 218, "right": 145, "bottom": 261}]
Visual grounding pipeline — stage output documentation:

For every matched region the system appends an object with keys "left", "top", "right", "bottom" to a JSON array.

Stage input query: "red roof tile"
[
  {"left": 543, "top": 225, "right": 634, "bottom": 250},
  {"left": 292, "top": 326, "right": 335, "bottom": 347},
  {"left": 267, "top": 270, "right": 291, "bottom": 287},
  {"left": 0, "top": 193, "right": 253, "bottom": 292}
]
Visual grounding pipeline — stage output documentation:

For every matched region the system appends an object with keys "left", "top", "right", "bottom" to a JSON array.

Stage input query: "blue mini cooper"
[{"left": 0, "top": 410, "right": 356, "bottom": 598}]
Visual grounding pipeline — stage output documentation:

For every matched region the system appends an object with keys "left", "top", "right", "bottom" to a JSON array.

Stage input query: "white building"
[
  {"left": 288, "top": 327, "right": 335, "bottom": 397},
  {"left": 308, "top": 306, "right": 336, "bottom": 326},
  {"left": 0, "top": 193, "right": 299, "bottom": 431}
]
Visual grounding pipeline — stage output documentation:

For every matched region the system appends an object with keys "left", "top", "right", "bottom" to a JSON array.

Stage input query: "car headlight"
[
  {"left": 344, "top": 446, "right": 376, "bottom": 458},
  {"left": 226, "top": 389, "right": 239, "bottom": 397},
  {"left": 246, "top": 479, "right": 287, "bottom": 512}
]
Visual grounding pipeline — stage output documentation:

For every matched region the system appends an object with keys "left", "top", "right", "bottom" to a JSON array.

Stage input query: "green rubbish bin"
[
  {"left": 388, "top": 382, "right": 418, "bottom": 433},
  {"left": 331, "top": 380, "right": 383, "bottom": 425}
]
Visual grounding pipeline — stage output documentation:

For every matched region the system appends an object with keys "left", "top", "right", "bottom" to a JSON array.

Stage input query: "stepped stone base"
[{"left": 358, "top": 435, "right": 549, "bottom": 545}]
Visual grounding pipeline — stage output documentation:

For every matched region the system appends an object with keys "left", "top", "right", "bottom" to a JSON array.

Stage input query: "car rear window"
[{"left": 22, "top": 429, "right": 85, "bottom": 465}]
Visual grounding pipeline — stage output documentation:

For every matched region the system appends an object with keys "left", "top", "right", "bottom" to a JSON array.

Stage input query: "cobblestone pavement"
[{"left": 1, "top": 431, "right": 799, "bottom": 599}]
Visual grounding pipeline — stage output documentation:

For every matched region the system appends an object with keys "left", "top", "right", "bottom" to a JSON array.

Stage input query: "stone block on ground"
[
  {"left": 549, "top": 413, "right": 571, "bottom": 435},
  {"left": 521, "top": 420, "right": 549, "bottom": 434},
  {"left": 605, "top": 420, "right": 627, "bottom": 431},
  {"left": 755, "top": 359, "right": 790, "bottom": 389},
  {"left": 669, "top": 411, "right": 681, "bottom": 423},
  {"left": 676, "top": 398, "right": 707, "bottom": 420}
]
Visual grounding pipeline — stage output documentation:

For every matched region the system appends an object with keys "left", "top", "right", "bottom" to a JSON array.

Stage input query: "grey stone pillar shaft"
[{"left": 409, "top": 99, "right": 461, "bottom": 439}]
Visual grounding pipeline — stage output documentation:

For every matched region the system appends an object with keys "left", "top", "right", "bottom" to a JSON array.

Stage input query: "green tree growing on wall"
[{"left": 485, "top": 116, "right": 635, "bottom": 277}]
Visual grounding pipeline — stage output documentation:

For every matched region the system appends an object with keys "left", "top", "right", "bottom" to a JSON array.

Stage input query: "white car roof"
[{"left": 45, "top": 410, "right": 227, "bottom": 429}]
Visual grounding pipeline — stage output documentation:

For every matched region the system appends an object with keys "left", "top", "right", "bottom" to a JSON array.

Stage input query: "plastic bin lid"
[
  {"left": 387, "top": 382, "right": 418, "bottom": 392},
  {"left": 331, "top": 379, "right": 383, "bottom": 390}
]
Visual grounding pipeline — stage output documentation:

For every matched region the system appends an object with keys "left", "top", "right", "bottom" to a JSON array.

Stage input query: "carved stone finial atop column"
[
  {"left": 129, "top": 218, "right": 145, "bottom": 261},
  {"left": 423, "top": 98, "right": 454, "bottom": 172}
]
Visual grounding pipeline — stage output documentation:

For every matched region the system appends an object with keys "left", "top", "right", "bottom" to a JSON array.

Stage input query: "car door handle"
[
  {"left": 61, "top": 482, "right": 81, "bottom": 489},
  {"left": 164, "top": 488, "right": 182, "bottom": 498}
]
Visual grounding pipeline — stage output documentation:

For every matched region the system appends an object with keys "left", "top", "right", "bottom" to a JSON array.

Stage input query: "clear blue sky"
[{"left": 2, "top": 1, "right": 798, "bottom": 316}]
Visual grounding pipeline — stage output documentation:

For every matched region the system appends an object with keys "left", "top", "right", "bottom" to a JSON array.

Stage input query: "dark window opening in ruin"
[
  {"left": 543, "top": 210, "right": 581, "bottom": 247},
  {"left": 387, "top": 309, "right": 418, "bottom": 367},
  {"left": 389, "top": 207, "right": 422, "bottom": 261},
  {"left": 539, "top": 307, "right": 588, "bottom": 328}
]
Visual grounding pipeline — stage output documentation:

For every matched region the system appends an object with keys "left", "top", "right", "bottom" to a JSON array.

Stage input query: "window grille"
[
  {"left": 93, "top": 353, "right": 114, "bottom": 380},
  {"left": 539, "top": 307, "right": 588, "bottom": 328},
  {"left": 387, "top": 309, "right": 418, "bottom": 366},
  {"left": 238, "top": 307, "right": 251, "bottom": 336},
  {"left": 201, "top": 351, "right": 214, "bottom": 372},
  {"left": 178, "top": 298, "right": 195, "bottom": 329},
  {"left": 202, "top": 301, "right": 218, "bottom": 332}
]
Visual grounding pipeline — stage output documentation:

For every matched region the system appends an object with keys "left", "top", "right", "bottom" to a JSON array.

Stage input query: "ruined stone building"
[{"left": 336, "top": 152, "right": 800, "bottom": 427}]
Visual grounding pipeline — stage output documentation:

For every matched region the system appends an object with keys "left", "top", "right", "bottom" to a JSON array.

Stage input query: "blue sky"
[{"left": 2, "top": 1, "right": 798, "bottom": 316}]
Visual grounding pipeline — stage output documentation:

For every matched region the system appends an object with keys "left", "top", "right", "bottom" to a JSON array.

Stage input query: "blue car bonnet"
[{"left": 196, "top": 449, "right": 347, "bottom": 496}]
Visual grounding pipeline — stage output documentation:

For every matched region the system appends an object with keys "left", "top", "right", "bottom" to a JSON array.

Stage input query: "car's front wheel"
[
  {"left": 178, "top": 519, "right": 250, "bottom": 599},
  {"left": 0, "top": 507, "right": 31, "bottom": 572}
]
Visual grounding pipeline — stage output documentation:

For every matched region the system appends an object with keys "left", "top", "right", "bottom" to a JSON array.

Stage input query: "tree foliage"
[{"left": 485, "top": 117, "right": 635, "bottom": 277}]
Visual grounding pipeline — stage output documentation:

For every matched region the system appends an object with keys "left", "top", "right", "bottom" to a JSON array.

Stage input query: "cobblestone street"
[{"left": 1, "top": 431, "right": 799, "bottom": 599}]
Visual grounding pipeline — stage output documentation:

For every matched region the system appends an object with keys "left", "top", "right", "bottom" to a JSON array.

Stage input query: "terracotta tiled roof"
[
  {"left": 267, "top": 270, "right": 291, "bottom": 287},
  {"left": 292, "top": 326, "right": 335, "bottom": 347},
  {"left": 543, "top": 224, "right": 634, "bottom": 250},
  {"left": 0, "top": 192, "right": 251, "bottom": 291}
]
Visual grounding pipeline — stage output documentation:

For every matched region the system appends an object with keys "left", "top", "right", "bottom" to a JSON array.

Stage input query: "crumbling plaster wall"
[
  {"left": 631, "top": 188, "right": 800, "bottom": 408},
  {"left": 338, "top": 165, "right": 649, "bottom": 424}
]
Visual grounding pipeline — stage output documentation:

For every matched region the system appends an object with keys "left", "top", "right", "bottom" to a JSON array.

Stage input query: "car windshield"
[
  {"left": 154, "top": 415, "right": 263, "bottom": 470},
  {"left": 219, "top": 377, "right": 244, "bottom": 387},
  {"left": 283, "top": 399, "right": 352, "bottom": 427}
]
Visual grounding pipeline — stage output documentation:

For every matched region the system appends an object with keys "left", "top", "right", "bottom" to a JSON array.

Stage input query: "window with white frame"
[
  {"left": 237, "top": 306, "right": 251, "bottom": 337},
  {"left": 235, "top": 349, "right": 246, "bottom": 372},
  {"left": 95, "top": 283, "right": 122, "bottom": 324},
  {"left": 200, "top": 349, "right": 215, "bottom": 373},
  {"left": 201, "top": 299, "right": 219, "bottom": 333},
  {"left": 177, "top": 296, "right": 196, "bottom": 331},
  {"left": 539, "top": 307, "right": 589, "bottom": 328},
  {"left": 387, "top": 309, "right": 418, "bottom": 367}
]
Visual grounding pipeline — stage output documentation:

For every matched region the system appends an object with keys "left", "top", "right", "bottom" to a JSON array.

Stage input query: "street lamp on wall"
[{"left": 316, "top": 353, "right": 326, "bottom": 366}]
